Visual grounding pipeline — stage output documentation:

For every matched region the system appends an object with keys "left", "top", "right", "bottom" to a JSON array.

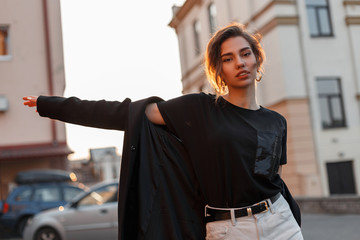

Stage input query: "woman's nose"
[{"left": 236, "top": 56, "right": 245, "bottom": 68}]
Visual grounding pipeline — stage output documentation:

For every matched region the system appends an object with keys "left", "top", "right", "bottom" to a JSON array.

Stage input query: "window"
[
  {"left": 316, "top": 78, "right": 346, "bottom": 129},
  {"left": 208, "top": 2, "right": 217, "bottom": 35},
  {"left": 63, "top": 186, "right": 84, "bottom": 202},
  {"left": 15, "top": 189, "right": 32, "bottom": 202},
  {"left": 0, "top": 26, "right": 9, "bottom": 56},
  {"left": 193, "top": 20, "right": 201, "bottom": 55},
  {"left": 33, "top": 187, "right": 61, "bottom": 202},
  {"left": 305, "top": 0, "right": 333, "bottom": 37},
  {"left": 78, "top": 184, "right": 118, "bottom": 206},
  {"left": 327, "top": 161, "right": 356, "bottom": 195}
]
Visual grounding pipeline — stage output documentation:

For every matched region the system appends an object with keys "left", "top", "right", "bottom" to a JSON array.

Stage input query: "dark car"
[{"left": 0, "top": 169, "right": 86, "bottom": 236}]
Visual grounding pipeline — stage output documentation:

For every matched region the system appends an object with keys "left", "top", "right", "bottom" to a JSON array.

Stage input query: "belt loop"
[
  {"left": 230, "top": 209, "right": 237, "bottom": 226},
  {"left": 204, "top": 205, "right": 209, "bottom": 217},
  {"left": 267, "top": 199, "right": 274, "bottom": 214},
  {"left": 247, "top": 207, "right": 252, "bottom": 216}
]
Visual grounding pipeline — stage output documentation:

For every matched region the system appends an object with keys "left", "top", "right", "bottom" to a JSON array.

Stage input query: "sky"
[{"left": 60, "top": 0, "right": 186, "bottom": 160}]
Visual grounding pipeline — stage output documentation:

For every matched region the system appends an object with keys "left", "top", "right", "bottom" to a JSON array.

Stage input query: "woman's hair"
[{"left": 204, "top": 23, "right": 265, "bottom": 97}]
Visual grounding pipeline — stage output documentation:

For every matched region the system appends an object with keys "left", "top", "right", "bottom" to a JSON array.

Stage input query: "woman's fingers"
[{"left": 23, "top": 96, "right": 38, "bottom": 107}]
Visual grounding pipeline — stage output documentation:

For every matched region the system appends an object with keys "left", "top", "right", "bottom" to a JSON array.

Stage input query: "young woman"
[{"left": 24, "top": 23, "right": 303, "bottom": 239}]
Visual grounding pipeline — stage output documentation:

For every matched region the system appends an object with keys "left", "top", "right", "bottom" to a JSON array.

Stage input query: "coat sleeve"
[{"left": 37, "top": 95, "right": 131, "bottom": 130}]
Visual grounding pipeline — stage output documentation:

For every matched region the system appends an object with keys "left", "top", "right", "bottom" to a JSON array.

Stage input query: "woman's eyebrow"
[
  {"left": 220, "top": 52, "right": 233, "bottom": 57},
  {"left": 240, "top": 47, "right": 251, "bottom": 52},
  {"left": 221, "top": 47, "right": 251, "bottom": 57}
]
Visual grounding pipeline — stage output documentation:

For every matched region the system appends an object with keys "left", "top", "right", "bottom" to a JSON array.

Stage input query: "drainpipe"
[{"left": 42, "top": 0, "right": 57, "bottom": 145}]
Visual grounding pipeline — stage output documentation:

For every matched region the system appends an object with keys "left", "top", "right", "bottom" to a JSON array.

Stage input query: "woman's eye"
[
  {"left": 222, "top": 58, "right": 232, "bottom": 62},
  {"left": 243, "top": 52, "right": 251, "bottom": 57}
]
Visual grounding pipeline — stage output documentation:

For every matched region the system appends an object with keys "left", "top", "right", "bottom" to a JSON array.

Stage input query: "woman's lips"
[{"left": 236, "top": 71, "right": 250, "bottom": 78}]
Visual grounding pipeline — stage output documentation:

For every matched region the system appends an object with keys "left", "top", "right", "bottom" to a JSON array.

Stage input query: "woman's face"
[{"left": 220, "top": 36, "right": 258, "bottom": 91}]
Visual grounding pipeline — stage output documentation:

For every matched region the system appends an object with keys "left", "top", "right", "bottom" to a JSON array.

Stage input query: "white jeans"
[{"left": 205, "top": 195, "right": 303, "bottom": 240}]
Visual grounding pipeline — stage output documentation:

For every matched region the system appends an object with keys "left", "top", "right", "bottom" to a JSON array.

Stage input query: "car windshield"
[
  {"left": 77, "top": 184, "right": 117, "bottom": 207},
  {"left": 63, "top": 186, "right": 84, "bottom": 202}
]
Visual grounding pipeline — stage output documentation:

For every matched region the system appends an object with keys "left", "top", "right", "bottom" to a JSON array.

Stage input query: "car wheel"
[{"left": 35, "top": 227, "right": 61, "bottom": 240}]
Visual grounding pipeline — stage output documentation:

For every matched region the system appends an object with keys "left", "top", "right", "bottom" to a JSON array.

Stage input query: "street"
[
  {"left": 301, "top": 213, "right": 360, "bottom": 239},
  {"left": 1, "top": 213, "right": 360, "bottom": 240}
]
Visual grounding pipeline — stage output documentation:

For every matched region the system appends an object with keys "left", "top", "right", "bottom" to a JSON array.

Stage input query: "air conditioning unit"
[{"left": 0, "top": 95, "right": 9, "bottom": 112}]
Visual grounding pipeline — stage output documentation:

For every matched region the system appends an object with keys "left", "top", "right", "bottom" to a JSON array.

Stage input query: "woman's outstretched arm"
[
  {"left": 24, "top": 96, "right": 166, "bottom": 127},
  {"left": 23, "top": 95, "right": 131, "bottom": 131}
]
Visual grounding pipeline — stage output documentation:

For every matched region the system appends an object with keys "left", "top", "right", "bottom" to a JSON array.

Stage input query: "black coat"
[
  {"left": 37, "top": 96, "right": 301, "bottom": 240},
  {"left": 116, "top": 97, "right": 206, "bottom": 239}
]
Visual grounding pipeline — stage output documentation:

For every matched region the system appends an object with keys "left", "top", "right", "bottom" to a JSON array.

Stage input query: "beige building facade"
[
  {"left": 0, "top": 0, "right": 71, "bottom": 199},
  {"left": 170, "top": 0, "right": 360, "bottom": 197}
]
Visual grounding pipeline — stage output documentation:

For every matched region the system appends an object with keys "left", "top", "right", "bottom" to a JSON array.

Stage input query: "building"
[
  {"left": 69, "top": 147, "right": 121, "bottom": 188},
  {"left": 0, "top": 0, "right": 71, "bottom": 199},
  {"left": 89, "top": 147, "right": 121, "bottom": 182},
  {"left": 169, "top": 0, "right": 360, "bottom": 197}
]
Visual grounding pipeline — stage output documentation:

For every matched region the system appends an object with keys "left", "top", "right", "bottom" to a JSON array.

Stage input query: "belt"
[{"left": 205, "top": 193, "right": 281, "bottom": 223}]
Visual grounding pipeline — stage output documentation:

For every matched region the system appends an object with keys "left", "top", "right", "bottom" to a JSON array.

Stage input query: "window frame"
[
  {"left": 316, "top": 77, "right": 347, "bottom": 129},
  {"left": 0, "top": 25, "right": 11, "bottom": 61},
  {"left": 193, "top": 19, "right": 201, "bottom": 56},
  {"left": 326, "top": 160, "right": 357, "bottom": 195},
  {"left": 208, "top": 2, "right": 217, "bottom": 35},
  {"left": 305, "top": 0, "right": 334, "bottom": 37}
]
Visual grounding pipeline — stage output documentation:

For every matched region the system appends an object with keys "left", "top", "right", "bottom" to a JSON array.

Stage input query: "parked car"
[
  {"left": 24, "top": 180, "right": 118, "bottom": 240},
  {"left": 0, "top": 169, "right": 86, "bottom": 236}
]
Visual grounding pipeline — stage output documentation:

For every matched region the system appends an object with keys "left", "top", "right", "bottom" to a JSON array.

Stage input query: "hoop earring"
[{"left": 255, "top": 71, "right": 262, "bottom": 82}]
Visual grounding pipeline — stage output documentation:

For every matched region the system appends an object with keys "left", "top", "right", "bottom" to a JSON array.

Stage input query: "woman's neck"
[{"left": 223, "top": 86, "right": 259, "bottom": 110}]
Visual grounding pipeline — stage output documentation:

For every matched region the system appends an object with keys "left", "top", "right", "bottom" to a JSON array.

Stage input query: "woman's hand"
[{"left": 23, "top": 96, "right": 38, "bottom": 108}]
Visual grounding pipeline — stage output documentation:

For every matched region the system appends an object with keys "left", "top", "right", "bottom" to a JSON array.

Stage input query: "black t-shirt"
[{"left": 157, "top": 93, "right": 287, "bottom": 208}]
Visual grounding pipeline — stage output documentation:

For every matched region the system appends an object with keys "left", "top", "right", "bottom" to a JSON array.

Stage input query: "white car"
[{"left": 23, "top": 180, "right": 118, "bottom": 240}]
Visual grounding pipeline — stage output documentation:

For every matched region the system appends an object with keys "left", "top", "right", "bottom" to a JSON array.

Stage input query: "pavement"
[
  {"left": 301, "top": 213, "right": 360, "bottom": 240},
  {"left": 1, "top": 213, "right": 360, "bottom": 239}
]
